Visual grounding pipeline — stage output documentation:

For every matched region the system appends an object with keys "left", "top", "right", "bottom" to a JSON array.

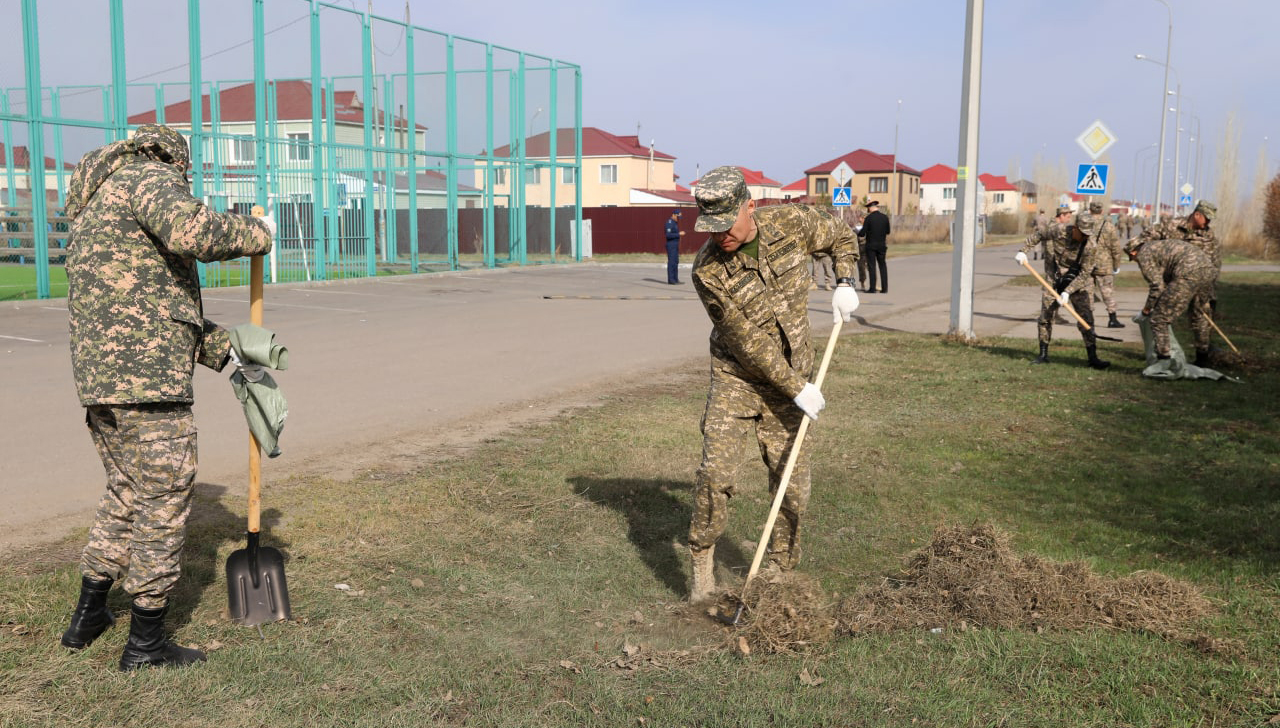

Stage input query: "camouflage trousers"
[
  {"left": 1092, "top": 272, "right": 1117, "bottom": 314},
  {"left": 1151, "top": 268, "right": 1215, "bottom": 356},
  {"left": 80, "top": 403, "right": 198, "bottom": 609},
  {"left": 689, "top": 377, "right": 811, "bottom": 570},
  {"left": 856, "top": 241, "right": 868, "bottom": 286},
  {"left": 1037, "top": 286, "right": 1097, "bottom": 347},
  {"left": 810, "top": 253, "right": 835, "bottom": 288}
]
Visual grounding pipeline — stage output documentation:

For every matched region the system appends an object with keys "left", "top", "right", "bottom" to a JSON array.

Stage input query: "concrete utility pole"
[{"left": 949, "top": 0, "right": 982, "bottom": 340}]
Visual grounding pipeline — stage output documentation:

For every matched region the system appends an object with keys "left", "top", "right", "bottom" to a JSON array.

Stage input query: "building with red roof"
[
  {"left": 485, "top": 126, "right": 685, "bottom": 207},
  {"left": 802, "top": 148, "right": 921, "bottom": 212},
  {"left": 977, "top": 173, "right": 1019, "bottom": 214}
]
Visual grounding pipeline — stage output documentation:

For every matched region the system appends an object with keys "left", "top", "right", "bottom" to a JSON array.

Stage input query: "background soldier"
[
  {"left": 1125, "top": 236, "right": 1216, "bottom": 364},
  {"left": 1088, "top": 201, "right": 1126, "bottom": 328},
  {"left": 60, "top": 124, "right": 275, "bottom": 671},
  {"left": 1015, "top": 212, "right": 1110, "bottom": 369},
  {"left": 686, "top": 166, "right": 860, "bottom": 603},
  {"left": 1135, "top": 200, "right": 1220, "bottom": 365}
]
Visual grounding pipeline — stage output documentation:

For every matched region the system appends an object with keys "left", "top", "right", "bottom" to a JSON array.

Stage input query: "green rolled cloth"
[{"left": 228, "top": 323, "right": 290, "bottom": 457}]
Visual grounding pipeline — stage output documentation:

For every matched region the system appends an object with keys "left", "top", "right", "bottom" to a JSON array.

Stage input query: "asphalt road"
[{"left": 0, "top": 242, "right": 1159, "bottom": 550}]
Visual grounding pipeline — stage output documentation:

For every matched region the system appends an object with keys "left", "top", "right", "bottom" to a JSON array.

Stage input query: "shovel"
[
  {"left": 227, "top": 208, "right": 291, "bottom": 626},
  {"left": 718, "top": 318, "right": 843, "bottom": 626}
]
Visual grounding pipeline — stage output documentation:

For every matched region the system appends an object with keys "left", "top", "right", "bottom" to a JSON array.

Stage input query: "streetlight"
[
  {"left": 1136, "top": 0, "right": 1172, "bottom": 220},
  {"left": 1132, "top": 142, "right": 1158, "bottom": 205},
  {"left": 892, "top": 99, "right": 902, "bottom": 213},
  {"left": 1136, "top": 48, "right": 1178, "bottom": 216}
]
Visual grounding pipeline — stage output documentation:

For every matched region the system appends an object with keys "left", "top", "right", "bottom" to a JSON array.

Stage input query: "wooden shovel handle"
[
  {"left": 248, "top": 206, "right": 265, "bottom": 534},
  {"left": 743, "top": 318, "right": 843, "bottom": 586},
  {"left": 1020, "top": 258, "right": 1092, "bottom": 330}
]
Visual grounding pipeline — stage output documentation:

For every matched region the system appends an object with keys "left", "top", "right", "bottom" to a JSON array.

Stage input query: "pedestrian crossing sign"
[
  {"left": 832, "top": 186, "right": 853, "bottom": 207},
  {"left": 1179, "top": 193, "right": 1193, "bottom": 206},
  {"left": 1075, "top": 163, "right": 1109, "bottom": 194}
]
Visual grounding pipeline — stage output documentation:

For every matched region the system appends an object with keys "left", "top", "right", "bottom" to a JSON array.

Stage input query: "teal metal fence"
[{"left": 0, "top": 0, "right": 583, "bottom": 299}]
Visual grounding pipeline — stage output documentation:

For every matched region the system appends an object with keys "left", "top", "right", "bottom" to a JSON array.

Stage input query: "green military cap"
[
  {"left": 132, "top": 123, "right": 190, "bottom": 168},
  {"left": 694, "top": 166, "right": 750, "bottom": 233},
  {"left": 1088, "top": 201, "right": 1103, "bottom": 214},
  {"left": 1073, "top": 211, "right": 1098, "bottom": 235},
  {"left": 1193, "top": 199, "right": 1217, "bottom": 221}
]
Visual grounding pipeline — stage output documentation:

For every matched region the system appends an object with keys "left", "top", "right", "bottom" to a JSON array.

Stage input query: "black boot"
[
  {"left": 118, "top": 603, "right": 206, "bottom": 672},
  {"left": 1194, "top": 348, "right": 1210, "bottom": 367},
  {"left": 1107, "top": 313, "right": 1125, "bottom": 328},
  {"left": 1086, "top": 345, "right": 1111, "bottom": 370},
  {"left": 61, "top": 575, "right": 115, "bottom": 649},
  {"left": 1032, "top": 342, "right": 1049, "bottom": 364}
]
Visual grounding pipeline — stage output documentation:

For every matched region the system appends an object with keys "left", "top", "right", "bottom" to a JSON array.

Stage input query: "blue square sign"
[
  {"left": 1075, "top": 164, "right": 1109, "bottom": 195},
  {"left": 832, "top": 187, "right": 853, "bottom": 207}
]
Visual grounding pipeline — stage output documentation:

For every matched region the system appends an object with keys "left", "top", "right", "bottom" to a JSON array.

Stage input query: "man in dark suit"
[{"left": 857, "top": 200, "right": 891, "bottom": 292}]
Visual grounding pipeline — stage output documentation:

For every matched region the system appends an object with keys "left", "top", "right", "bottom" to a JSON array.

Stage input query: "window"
[
  {"left": 525, "top": 167, "right": 542, "bottom": 185},
  {"left": 600, "top": 164, "right": 618, "bottom": 184},
  {"left": 494, "top": 167, "right": 507, "bottom": 185},
  {"left": 815, "top": 178, "right": 829, "bottom": 195},
  {"left": 994, "top": 192, "right": 1005, "bottom": 203},
  {"left": 869, "top": 176, "right": 889, "bottom": 193},
  {"left": 287, "top": 132, "right": 311, "bottom": 161},
  {"left": 561, "top": 167, "right": 576, "bottom": 184},
  {"left": 943, "top": 187, "right": 956, "bottom": 200},
  {"left": 232, "top": 136, "right": 255, "bottom": 164}
]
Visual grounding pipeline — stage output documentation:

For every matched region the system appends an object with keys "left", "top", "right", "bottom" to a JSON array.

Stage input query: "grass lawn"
[{"left": 1, "top": 278, "right": 1277, "bottom": 727}]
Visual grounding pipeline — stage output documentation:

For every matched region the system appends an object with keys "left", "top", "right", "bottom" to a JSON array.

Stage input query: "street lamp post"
[
  {"left": 892, "top": 98, "right": 902, "bottom": 213},
  {"left": 1137, "top": 0, "right": 1172, "bottom": 220},
  {"left": 1132, "top": 142, "right": 1157, "bottom": 205}
]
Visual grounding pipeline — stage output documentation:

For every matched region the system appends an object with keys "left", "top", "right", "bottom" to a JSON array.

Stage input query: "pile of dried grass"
[
  {"left": 836, "top": 524, "right": 1215, "bottom": 640},
  {"left": 723, "top": 571, "right": 835, "bottom": 654}
]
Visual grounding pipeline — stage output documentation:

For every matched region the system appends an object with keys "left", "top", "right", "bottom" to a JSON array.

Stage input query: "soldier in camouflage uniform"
[
  {"left": 685, "top": 166, "right": 860, "bottom": 603},
  {"left": 1087, "top": 202, "right": 1126, "bottom": 328},
  {"left": 1015, "top": 212, "right": 1110, "bottom": 369},
  {"left": 1125, "top": 235, "right": 1216, "bottom": 362},
  {"left": 1021, "top": 205, "right": 1073, "bottom": 322},
  {"left": 1136, "top": 200, "right": 1219, "bottom": 365},
  {"left": 60, "top": 124, "right": 274, "bottom": 671}
]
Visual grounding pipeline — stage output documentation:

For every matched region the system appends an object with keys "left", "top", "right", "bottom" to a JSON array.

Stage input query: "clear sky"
[{"left": 6, "top": 0, "right": 1276, "bottom": 206}]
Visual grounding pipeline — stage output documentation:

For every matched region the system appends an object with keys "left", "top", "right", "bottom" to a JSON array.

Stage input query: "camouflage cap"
[
  {"left": 1073, "top": 211, "right": 1098, "bottom": 236},
  {"left": 1088, "top": 201, "right": 1103, "bottom": 214},
  {"left": 1055, "top": 204, "right": 1072, "bottom": 217},
  {"left": 1123, "top": 237, "right": 1145, "bottom": 256},
  {"left": 694, "top": 166, "right": 749, "bottom": 233},
  {"left": 1193, "top": 200, "right": 1217, "bottom": 221},
  {"left": 132, "top": 124, "right": 190, "bottom": 168}
]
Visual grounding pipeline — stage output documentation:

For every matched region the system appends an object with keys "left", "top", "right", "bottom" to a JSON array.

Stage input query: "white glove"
[
  {"left": 259, "top": 214, "right": 277, "bottom": 238},
  {"left": 1113, "top": 268, "right": 1120, "bottom": 275},
  {"left": 1015, "top": 251, "right": 1028, "bottom": 265},
  {"left": 228, "top": 348, "right": 267, "bottom": 383},
  {"left": 1057, "top": 291, "right": 1069, "bottom": 307},
  {"left": 831, "top": 285, "right": 860, "bottom": 323},
  {"left": 793, "top": 382, "right": 825, "bottom": 421}
]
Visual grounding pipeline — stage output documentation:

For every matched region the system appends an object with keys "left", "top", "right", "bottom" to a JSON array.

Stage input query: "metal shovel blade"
[{"left": 226, "top": 531, "right": 291, "bottom": 626}]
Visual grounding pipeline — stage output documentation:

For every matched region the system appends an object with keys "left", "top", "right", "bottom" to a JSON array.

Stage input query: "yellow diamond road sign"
[{"left": 1076, "top": 120, "right": 1117, "bottom": 161}]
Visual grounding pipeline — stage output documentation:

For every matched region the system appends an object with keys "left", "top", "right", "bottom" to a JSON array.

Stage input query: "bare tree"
[{"left": 1262, "top": 172, "right": 1280, "bottom": 259}]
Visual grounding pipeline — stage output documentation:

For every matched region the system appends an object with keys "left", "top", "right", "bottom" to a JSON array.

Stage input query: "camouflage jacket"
[
  {"left": 1139, "top": 215, "right": 1220, "bottom": 272},
  {"left": 1021, "top": 222, "right": 1100, "bottom": 296},
  {"left": 1134, "top": 238, "right": 1214, "bottom": 313},
  {"left": 1092, "top": 217, "right": 1124, "bottom": 274},
  {"left": 692, "top": 204, "right": 858, "bottom": 398},
  {"left": 66, "top": 144, "right": 273, "bottom": 406},
  {"left": 1020, "top": 221, "right": 1066, "bottom": 263}
]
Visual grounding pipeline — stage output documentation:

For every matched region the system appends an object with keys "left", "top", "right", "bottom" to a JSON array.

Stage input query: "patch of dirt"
[{"left": 718, "top": 523, "right": 1218, "bottom": 655}]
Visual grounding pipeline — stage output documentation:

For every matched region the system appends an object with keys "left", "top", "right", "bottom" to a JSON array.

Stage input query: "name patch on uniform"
[
  {"left": 766, "top": 241, "right": 798, "bottom": 263},
  {"left": 728, "top": 274, "right": 755, "bottom": 295}
]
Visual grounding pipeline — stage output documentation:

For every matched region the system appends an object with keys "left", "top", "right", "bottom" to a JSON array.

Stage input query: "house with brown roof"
[
  {"left": 128, "top": 79, "right": 425, "bottom": 171},
  {"left": 918, "top": 163, "right": 987, "bottom": 215},
  {"left": 480, "top": 127, "right": 687, "bottom": 208},
  {"left": 803, "top": 149, "right": 921, "bottom": 213}
]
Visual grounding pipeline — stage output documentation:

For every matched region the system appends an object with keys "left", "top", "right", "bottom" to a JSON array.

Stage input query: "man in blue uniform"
[{"left": 665, "top": 209, "right": 686, "bottom": 284}]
